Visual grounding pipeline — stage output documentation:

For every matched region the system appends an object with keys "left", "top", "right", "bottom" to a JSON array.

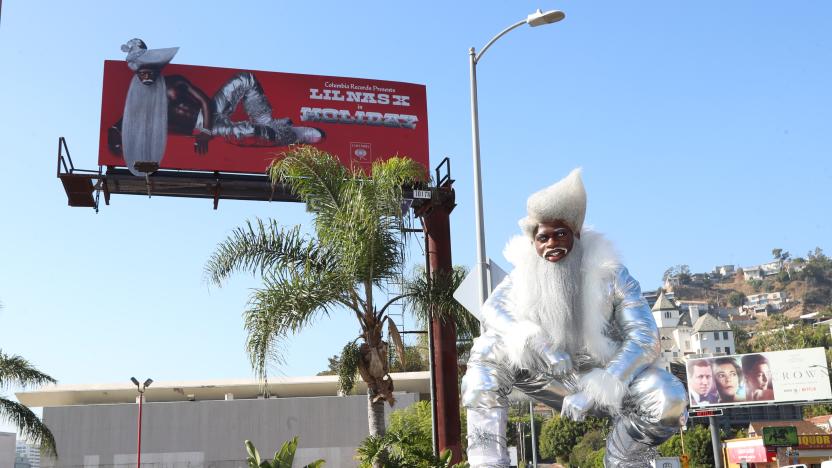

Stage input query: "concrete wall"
[
  {"left": 0, "top": 433, "right": 15, "bottom": 468},
  {"left": 42, "top": 392, "right": 419, "bottom": 468}
]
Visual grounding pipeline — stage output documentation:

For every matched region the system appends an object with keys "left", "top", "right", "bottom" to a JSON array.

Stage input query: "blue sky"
[{"left": 1, "top": 1, "right": 830, "bottom": 434}]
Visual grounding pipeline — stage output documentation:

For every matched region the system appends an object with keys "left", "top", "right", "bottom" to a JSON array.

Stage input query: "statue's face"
[
  {"left": 534, "top": 220, "right": 576, "bottom": 263},
  {"left": 137, "top": 68, "right": 159, "bottom": 85}
]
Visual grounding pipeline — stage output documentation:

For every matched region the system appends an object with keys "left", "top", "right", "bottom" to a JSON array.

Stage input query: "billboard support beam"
[
  {"left": 709, "top": 416, "right": 723, "bottom": 468},
  {"left": 416, "top": 162, "right": 461, "bottom": 464}
]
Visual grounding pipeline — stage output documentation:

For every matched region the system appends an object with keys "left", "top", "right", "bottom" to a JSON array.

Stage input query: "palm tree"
[
  {"left": 0, "top": 349, "right": 57, "bottom": 456},
  {"left": 205, "top": 146, "right": 426, "bottom": 439},
  {"left": 406, "top": 266, "right": 480, "bottom": 363}
]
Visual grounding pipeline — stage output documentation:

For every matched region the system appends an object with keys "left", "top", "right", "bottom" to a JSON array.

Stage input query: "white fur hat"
[
  {"left": 519, "top": 168, "right": 586, "bottom": 238},
  {"left": 122, "top": 38, "right": 178, "bottom": 71}
]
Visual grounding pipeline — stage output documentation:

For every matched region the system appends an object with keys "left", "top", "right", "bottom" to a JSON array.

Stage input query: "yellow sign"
[{"left": 680, "top": 454, "right": 690, "bottom": 468}]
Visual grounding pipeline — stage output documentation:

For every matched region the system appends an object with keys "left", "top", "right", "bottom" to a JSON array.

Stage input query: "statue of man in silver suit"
[{"left": 461, "top": 169, "right": 688, "bottom": 467}]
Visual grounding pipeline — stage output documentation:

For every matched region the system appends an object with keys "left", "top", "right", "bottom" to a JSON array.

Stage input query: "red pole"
[
  {"left": 422, "top": 194, "right": 462, "bottom": 463},
  {"left": 136, "top": 392, "right": 143, "bottom": 468}
]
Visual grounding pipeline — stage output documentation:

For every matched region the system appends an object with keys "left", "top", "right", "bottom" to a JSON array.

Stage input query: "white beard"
[
  {"left": 122, "top": 75, "right": 168, "bottom": 176},
  {"left": 509, "top": 239, "right": 584, "bottom": 355}
]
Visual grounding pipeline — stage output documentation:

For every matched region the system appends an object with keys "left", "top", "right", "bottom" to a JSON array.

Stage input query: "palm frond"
[
  {"left": 269, "top": 146, "right": 348, "bottom": 217},
  {"left": 406, "top": 266, "right": 480, "bottom": 341},
  {"left": 244, "top": 269, "right": 353, "bottom": 381},
  {"left": 205, "top": 221, "right": 333, "bottom": 287},
  {"left": 0, "top": 351, "right": 56, "bottom": 389},
  {"left": 0, "top": 397, "right": 56, "bottom": 456}
]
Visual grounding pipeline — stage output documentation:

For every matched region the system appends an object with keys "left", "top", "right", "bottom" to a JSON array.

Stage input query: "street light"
[
  {"left": 130, "top": 377, "right": 152, "bottom": 468},
  {"left": 469, "top": 9, "right": 565, "bottom": 311}
]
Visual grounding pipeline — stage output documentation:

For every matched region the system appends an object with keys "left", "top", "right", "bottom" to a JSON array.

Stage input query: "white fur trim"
[
  {"left": 503, "top": 235, "right": 534, "bottom": 268},
  {"left": 580, "top": 368, "right": 627, "bottom": 413},
  {"left": 501, "top": 320, "right": 546, "bottom": 369},
  {"left": 521, "top": 168, "right": 586, "bottom": 237},
  {"left": 500, "top": 230, "right": 626, "bottom": 368},
  {"left": 578, "top": 231, "right": 621, "bottom": 364}
]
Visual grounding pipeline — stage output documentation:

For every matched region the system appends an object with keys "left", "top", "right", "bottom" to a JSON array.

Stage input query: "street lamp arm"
[{"left": 474, "top": 19, "right": 527, "bottom": 64}]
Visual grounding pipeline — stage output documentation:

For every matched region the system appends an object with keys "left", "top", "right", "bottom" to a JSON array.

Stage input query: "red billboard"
[{"left": 98, "top": 60, "right": 429, "bottom": 175}]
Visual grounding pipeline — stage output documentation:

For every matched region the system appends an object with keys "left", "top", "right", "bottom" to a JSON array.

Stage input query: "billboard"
[
  {"left": 686, "top": 347, "right": 831, "bottom": 408},
  {"left": 98, "top": 60, "right": 429, "bottom": 175}
]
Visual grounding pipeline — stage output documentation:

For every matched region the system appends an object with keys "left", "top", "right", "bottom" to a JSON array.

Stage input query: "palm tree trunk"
[
  {"left": 368, "top": 391, "right": 387, "bottom": 468},
  {"left": 367, "top": 390, "right": 387, "bottom": 436}
]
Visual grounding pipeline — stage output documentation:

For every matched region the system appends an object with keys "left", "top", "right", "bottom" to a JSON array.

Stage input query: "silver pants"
[
  {"left": 211, "top": 72, "right": 298, "bottom": 145},
  {"left": 461, "top": 332, "right": 688, "bottom": 468}
]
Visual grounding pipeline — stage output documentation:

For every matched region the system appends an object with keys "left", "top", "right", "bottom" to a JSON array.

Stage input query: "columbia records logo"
[{"left": 350, "top": 142, "right": 372, "bottom": 161}]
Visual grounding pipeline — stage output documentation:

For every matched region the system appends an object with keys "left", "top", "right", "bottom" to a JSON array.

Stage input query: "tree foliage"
[
  {"left": 658, "top": 424, "right": 715, "bottom": 467},
  {"left": 568, "top": 429, "right": 606, "bottom": 468},
  {"left": 726, "top": 291, "right": 745, "bottom": 307},
  {"left": 205, "top": 147, "right": 427, "bottom": 439},
  {"left": 0, "top": 348, "right": 57, "bottom": 457},
  {"left": 355, "top": 401, "right": 469, "bottom": 467},
  {"left": 538, "top": 415, "right": 609, "bottom": 462},
  {"left": 245, "top": 437, "right": 324, "bottom": 468}
]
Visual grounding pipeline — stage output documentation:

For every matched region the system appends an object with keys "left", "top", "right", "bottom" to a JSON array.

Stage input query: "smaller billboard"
[
  {"left": 686, "top": 347, "right": 831, "bottom": 408},
  {"left": 763, "top": 426, "right": 798, "bottom": 447}
]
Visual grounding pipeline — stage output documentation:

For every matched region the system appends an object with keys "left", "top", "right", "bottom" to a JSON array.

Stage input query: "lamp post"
[
  {"left": 131, "top": 377, "right": 153, "bottom": 468},
  {"left": 469, "top": 8, "right": 565, "bottom": 310}
]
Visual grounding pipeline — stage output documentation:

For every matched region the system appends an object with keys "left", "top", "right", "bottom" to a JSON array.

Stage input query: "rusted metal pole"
[{"left": 421, "top": 192, "right": 462, "bottom": 463}]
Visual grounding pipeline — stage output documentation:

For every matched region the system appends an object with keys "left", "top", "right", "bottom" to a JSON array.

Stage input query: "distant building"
[
  {"left": 690, "top": 313, "right": 735, "bottom": 355},
  {"left": 676, "top": 300, "right": 710, "bottom": 323},
  {"left": 18, "top": 374, "right": 429, "bottom": 468},
  {"left": 0, "top": 432, "right": 15, "bottom": 468},
  {"left": 713, "top": 265, "right": 736, "bottom": 277},
  {"left": 14, "top": 442, "right": 38, "bottom": 468},
  {"left": 785, "top": 260, "right": 806, "bottom": 273},
  {"left": 653, "top": 292, "right": 697, "bottom": 367},
  {"left": 759, "top": 260, "right": 783, "bottom": 276},
  {"left": 808, "top": 414, "right": 832, "bottom": 433},
  {"left": 743, "top": 267, "right": 764, "bottom": 281},
  {"left": 746, "top": 291, "right": 789, "bottom": 311}
]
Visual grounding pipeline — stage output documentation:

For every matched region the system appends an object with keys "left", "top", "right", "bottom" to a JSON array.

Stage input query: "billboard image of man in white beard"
[
  {"left": 461, "top": 169, "right": 688, "bottom": 468},
  {"left": 112, "top": 38, "right": 325, "bottom": 177}
]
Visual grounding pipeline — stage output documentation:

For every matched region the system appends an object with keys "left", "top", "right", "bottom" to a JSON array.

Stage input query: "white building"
[
  {"left": 676, "top": 300, "right": 710, "bottom": 323},
  {"left": 742, "top": 267, "right": 763, "bottom": 281},
  {"left": 759, "top": 260, "right": 782, "bottom": 276},
  {"left": 18, "top": 373, "right": 430, "bottom": 468},
  {"left": 690, "top": 314, "right": 735, "bottom": 355},
  {"left": 653, "top": 292, "right": 696, "bottom": 368},
  {"left": 14, "top": 442, "right": 38, "bottom": 468},
  {"left": 0, "top": 432, "right": 15, "bottom": 468},
  {"left": 745, "top": 291, "right": 788, "bottom": 311},
  {"left": 713, "top": 265, "right": 736, "bottom": 277}
]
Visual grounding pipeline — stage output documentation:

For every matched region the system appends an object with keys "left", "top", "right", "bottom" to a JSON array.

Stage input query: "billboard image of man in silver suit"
[
  {"left": 109, "top": 39, "right": 324, "bottom": 176},
  {"left": 461, "top": 169, "right": 688, "bottom": 467}
]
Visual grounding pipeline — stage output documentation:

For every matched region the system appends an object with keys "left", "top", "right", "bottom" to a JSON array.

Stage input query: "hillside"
[{"left": 664, "top": 249, "right": 832, "bottom": 318}]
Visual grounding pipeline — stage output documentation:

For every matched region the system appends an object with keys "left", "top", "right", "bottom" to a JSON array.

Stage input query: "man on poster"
[
  {"left": 462, "top": 169, "right": 688, "bottom": 467},
  {"left": 688, "top": 359, "right": 718, "bottom": 405},
  {"left": 110, "top": 39, "right": 324, "bottom": 176}
]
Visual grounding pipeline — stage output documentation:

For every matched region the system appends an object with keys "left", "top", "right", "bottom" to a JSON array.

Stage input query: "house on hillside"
[
  {"left": 713, "top": 264, "right": 736, "bottom": 277},
  {"left": 760, "top": 260, "right": 783, "bottom": 276},
  {"left": 746, "top": 291, "right": 789, "bottom": 311},
  {"left": 653, "top": 292, "right": 702, "bottom": 367},
  {"left": 690, "top": 313, "right": 735, "bottom": 356},
  {"left": 743, "top": 266, "right": 764, "bottom": 281},
  {"left": 677, "top": 300, "right": 710, "bottom": 323}
]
